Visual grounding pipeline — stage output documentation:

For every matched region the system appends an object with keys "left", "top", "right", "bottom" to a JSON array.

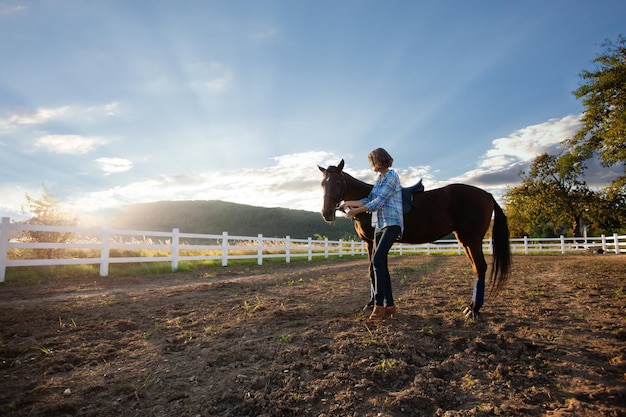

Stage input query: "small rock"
[{"left": 63, "top": 388, "right": 72, "bottom": 396}]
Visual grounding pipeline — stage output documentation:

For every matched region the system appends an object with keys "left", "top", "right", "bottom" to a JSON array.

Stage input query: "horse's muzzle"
[{"left": 321, "top": 209, "right": 336, "bottom": 223}]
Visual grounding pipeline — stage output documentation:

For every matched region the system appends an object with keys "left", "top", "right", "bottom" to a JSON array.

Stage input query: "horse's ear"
[
  {"left": 318, "top": 165, "right": 326, "bottom": 174},
  {"left": 338, "top": 159, "right": 344, "bottom": 170}
]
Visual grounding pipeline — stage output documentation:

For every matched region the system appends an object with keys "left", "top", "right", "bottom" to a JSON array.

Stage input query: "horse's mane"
[{"left": 342, "top": 171, "right": 373, "bottom": 189}]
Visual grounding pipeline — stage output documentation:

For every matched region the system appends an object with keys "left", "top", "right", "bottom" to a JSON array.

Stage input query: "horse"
[{"left": 318, "top": 159, "right": 511, "bottom": 318}]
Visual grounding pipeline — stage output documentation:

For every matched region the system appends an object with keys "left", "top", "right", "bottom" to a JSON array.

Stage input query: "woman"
[{"left": 340, "top": 148, "right": 403, "bottom": 320}]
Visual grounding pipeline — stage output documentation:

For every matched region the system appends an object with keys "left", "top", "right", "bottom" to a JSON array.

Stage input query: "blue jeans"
[{"left": 372, "top": 225, "right": 401, "bottom": 307}]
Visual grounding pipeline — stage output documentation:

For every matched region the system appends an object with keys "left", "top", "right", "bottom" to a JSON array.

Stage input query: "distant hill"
[{"left": 106, "top": 200, "right": 358, "bottom": 240}]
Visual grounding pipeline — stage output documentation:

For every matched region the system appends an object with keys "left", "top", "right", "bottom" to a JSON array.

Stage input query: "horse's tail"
[{"left": 489, "top": 199, "right": 511, "bottom": 296}]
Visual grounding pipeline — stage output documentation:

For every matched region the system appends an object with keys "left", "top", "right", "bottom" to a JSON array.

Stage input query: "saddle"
[{"left": 402, "top": 179, "right": 424, "bottom": 214}]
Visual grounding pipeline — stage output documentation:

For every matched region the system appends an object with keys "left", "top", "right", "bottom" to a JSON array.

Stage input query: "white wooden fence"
[{"left": 1, "top": 216, "right": 624, "bottom": 282}]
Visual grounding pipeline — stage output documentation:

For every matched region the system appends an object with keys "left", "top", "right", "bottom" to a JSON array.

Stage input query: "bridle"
[{"left": 323, "top": 169, "right": 347, "bottom": 211}]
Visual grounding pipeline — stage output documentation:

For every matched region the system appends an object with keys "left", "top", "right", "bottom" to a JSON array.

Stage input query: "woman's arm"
[
  {"left": 339, "top": 200, "right": 363, "bottom": 210},
  {"left": 339, "top": 200, "right": 367, "bottom": 219},
  {"left": 362, "top": 172, "right": 400, "bottom": 212}
]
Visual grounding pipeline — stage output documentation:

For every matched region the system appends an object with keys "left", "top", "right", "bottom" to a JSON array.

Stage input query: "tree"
[
  {"left": 21, "top": 185, "right": 77, "bottom": 258},
  {"left": 567, "top": 35, "right": 626, "bottom": 184},
  {"left": 507, "top": 35, "right": 626, "bottom": 237},
  {"left": 584, "top": 181, "right": 626, "bottom": 235},
  {"left": 503, "top": 152, "right": 593, "bottom": 237}
]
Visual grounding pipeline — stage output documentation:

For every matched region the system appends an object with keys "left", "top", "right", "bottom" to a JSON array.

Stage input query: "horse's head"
[{"left": 318, "top": 159, "right": 346, "bottom": 223}]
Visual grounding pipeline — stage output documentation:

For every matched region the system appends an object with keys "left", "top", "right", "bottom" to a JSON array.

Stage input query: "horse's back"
[
  {"left": 412, "top": 183, "right": 493, "bottom": 212},
  {"left": 401, "top": 183, "right": 494, "bottom": 243}
]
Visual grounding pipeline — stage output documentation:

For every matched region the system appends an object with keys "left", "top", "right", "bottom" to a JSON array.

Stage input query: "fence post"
[
  {"left": 324, "top": 238, "right": 329, "bottom": 258},
  {"left": 601, "top": 234, "right": 607, "bottom": 253},
  {"left": 221, "top": 232, "right": 228, "bottom": 266},
  {"left": 285, "top": 236, "right": 291, "bottom": 263},
  {"left": 257, "top": 234, "right": 263, "bottom": 265},
  {"left": 100, "top": 225, "right": 111, "bottom": 277},
  {"left": 524, "top": 236, "right": 529, "bottom": 255},
  {"left": 171, "top": 228, "right": 179, "bottom": 272},
  {"left": 614, "top": 233, "right": 620, "bottom": 254},
  {"left": 339, "top": 239, "right": 343, "bottom": 257},
  {"left": 0, "top": 217, "right": 10, "bottom": 283},
  {"left": 307, "top": 237, "right": 312, "bottom": 261},
  {"left": 560, "top": 235, "right": 565, "bottom": 254}
]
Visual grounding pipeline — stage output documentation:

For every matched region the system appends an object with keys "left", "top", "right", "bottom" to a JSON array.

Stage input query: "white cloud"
[
  {"left": 452, "top": 115, "right": 583, "bottom": 187},
  {"left": 95, "top": 157, "right": 133, "bottom": 174},
  {"left": 86, "top": 101, "right": 120, "bottom": 116},
  {"left": 68, "top": 151, "right": 342, "bottom": 214},
  {"left": 34, "top": 135, "right": 106, "bottom": 154},
  {"left": 0, "top": 4, "right": 26, "bottom": 15},
  {"left": 0, "top": 106, "right": 70, "bottom": 130},
  {"left": 188, "top": 62, "right": 233, "bottom": 93},
  {"left": 486, "top": 115, "right": 582, "bottom": 163},
  {"left": 25, "top": 115, "right": 615, "bottom": 220},
  {"left": 0, "top": 184, "right": 39, "bottom": 221},
  {"left": 273, "top": 151, "right": 338, "bottom": 168},
  {"left": 0, "top": 103, "right": 119, "bottom": 132},
  {"left": 252, "top": 28, "right": 279, "bottom": 40},
  {"left": 192, "top": 77, "right": 231, "bottom": 92}
]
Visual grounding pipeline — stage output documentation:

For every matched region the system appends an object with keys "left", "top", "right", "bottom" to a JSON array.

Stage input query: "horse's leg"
[
  {"left": 364, "top": 238, "right": 375, "bottom": 311},
  {"left": 354, "top": 217, "right": 376, "bottom": 311},
  {"left": 455, "top": 233, "right": 488, "bottom": 318}
]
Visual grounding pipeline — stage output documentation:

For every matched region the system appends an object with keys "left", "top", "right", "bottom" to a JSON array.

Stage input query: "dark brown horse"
[{"left": 319, "top": 159, "right": 511, "bottom": 317}]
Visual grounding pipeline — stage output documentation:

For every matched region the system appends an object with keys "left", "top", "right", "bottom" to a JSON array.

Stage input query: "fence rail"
[{"left": 1, "top": 217, "right": 624, "bottom": 282}]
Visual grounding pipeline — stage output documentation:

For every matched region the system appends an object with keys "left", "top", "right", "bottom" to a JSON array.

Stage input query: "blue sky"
[{"left": 0, "top": 0, "right": 624, "bottom": 223}]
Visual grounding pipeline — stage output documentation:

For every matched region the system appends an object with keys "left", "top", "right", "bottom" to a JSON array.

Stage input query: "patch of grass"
[
  {"left": 278, "top": 333, "right": 292, "bottom": 343},
  {"left": 4, "top": 252, "right": 371, "bottom": 286},
  {"left": 165, "top": 317, "right": 182, "bottom": 330},
  {"left": 58, "top": 317, "right": 77, "bottom": 329},
  {"left": 109, "top": 262, "right": 173, "bottom": 277},
  {"left": 462, "top": 375, "right": 475, "bottom": 387},
  {"left": 141, "top": 372, "right": 157, "bottom": 389},
  {"left": 243, "top": 295, "right": 262, "bottom": 313},
  {"left": 380, "top": 359, "right": 397, "bottom": 372},
  {"left": 141, "top": 322, "right": 160, "bottom": 339},
  {"left": 5, "top": 264, "right": 100, "bottom": 285},
  {"left": 362, "top": 324, "right": 377, "bottom": 345},
  {"left": 419, "top": 325, "right": 434, "bottom": 335},
  {"left": 0, "top": 403, "right": 17, "bottom": 412}
]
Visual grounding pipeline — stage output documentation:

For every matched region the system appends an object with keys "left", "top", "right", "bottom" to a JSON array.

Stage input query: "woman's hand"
[
  {"left": 339, "top": 200, "right": 362, "bottom": 211},
  {"left": 340, "top": 200, "right": 366, "bottom": 219}
]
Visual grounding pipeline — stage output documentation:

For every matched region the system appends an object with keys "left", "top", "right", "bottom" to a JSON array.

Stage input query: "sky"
[{"left": 0, "top": 0, "right": 624, "bottom": 223}]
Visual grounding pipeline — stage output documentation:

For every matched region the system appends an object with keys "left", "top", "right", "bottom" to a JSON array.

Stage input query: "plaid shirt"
[{"left": 361, "top": 169, "right": 404, "bottom": 232}]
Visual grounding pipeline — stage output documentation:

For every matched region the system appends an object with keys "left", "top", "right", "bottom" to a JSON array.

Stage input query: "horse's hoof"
[{"left": 464, "top": 306, "right": 479, "bottom": 320}]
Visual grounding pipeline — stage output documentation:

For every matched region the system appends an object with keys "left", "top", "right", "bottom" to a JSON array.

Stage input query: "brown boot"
[
  {"left": 369, "top": 305, "right": 386, "bottom": 320},
  {"left": 385, "top": 305, "right": 397, "bottom": 319}
]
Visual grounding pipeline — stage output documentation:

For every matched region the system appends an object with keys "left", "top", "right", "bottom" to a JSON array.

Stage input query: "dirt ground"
[{"left": 0, "top": 254, "right": 624, "bottom": 417}]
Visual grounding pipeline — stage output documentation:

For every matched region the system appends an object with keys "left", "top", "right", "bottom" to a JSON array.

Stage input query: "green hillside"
[{"left": 107, "top": 200, "right": 358, "bottom": 240}]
